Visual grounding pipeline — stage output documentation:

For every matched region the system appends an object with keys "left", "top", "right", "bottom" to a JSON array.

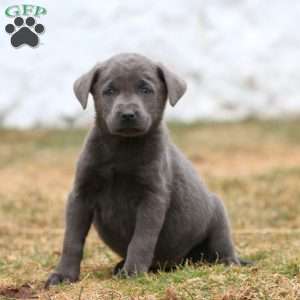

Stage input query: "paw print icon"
[{"left": 5, "top": 16, "right": 45, "bottom": 48}]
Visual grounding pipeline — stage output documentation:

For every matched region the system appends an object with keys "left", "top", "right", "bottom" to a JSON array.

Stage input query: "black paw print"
[{"left": 5, "top": 17, "right": 45, "bottom": 48}]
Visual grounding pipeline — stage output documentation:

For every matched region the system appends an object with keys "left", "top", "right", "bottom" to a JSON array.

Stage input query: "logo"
[{"left": 4, "top": 4, "right": 47, "bottom": 48}]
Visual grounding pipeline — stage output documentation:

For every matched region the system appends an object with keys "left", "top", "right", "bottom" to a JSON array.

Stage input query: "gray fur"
[{"left": 45, "top": 53, "right": 241, "bottom": 287}]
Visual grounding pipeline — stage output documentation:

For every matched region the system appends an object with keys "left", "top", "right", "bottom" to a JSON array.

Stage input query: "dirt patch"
[{"left": 0, "top": 283, "right": 37, "bottom": 299}]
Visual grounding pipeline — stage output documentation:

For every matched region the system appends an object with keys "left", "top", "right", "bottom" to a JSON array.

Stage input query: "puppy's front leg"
[
  {"left": 45, "top": 190, "right": 94, "bottom": 288},
  {"left": 122, "top": 190, "right": 169, "bottom": 276}
]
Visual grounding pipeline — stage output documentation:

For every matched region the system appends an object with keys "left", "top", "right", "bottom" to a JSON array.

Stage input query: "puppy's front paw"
[
  {"left": 113, "top": 266, "right": 140, "bottom": 278},
  {"left": 44, "top": 272, "right": 78, "bottom": 288},
  {"left": 115, "top": 262, "right": 148, "bottom": 277}
]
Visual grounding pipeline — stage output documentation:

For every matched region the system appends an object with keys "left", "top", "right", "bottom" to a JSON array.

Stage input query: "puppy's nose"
[{"left": 121, "top": 111, "right": 136, "bottom": 122}]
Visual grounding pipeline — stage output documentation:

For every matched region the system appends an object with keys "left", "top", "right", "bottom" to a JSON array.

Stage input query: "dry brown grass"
[{"left": 0, "top": 120, "right": 299, "bottom": 299}]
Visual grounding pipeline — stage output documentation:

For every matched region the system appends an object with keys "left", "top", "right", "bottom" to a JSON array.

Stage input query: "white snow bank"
[{"left": 0, "top": 0, "right": 300, "bottom": 127}]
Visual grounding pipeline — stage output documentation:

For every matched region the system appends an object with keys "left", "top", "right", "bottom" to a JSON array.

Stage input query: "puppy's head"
[{"left": 74, "top": 53, "right": 186, "bottom": 137}]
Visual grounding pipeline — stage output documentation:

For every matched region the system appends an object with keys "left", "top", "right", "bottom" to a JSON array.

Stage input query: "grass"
[{"left": 0, "top": 119, "right": 300, "bottom": 299}]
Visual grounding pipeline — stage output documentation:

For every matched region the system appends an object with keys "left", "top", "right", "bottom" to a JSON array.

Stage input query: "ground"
[{"left": 0, "top": 120, "right": 299, "bottom": 300}]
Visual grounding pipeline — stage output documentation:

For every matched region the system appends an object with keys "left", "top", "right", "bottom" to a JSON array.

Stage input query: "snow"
[{"left": 0, "top": 0, "right": 300, "bottom": 127}]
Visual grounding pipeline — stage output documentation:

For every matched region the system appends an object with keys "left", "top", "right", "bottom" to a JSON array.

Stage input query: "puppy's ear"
[
  {"left": 157, "top": 63, "right": 187, "bottom": 106},
  {"left": 73, "top": 64, "right": 101, "bottom": 109}
]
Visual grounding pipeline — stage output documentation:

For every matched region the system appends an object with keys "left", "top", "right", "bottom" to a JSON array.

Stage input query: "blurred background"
[{"left": 1, "top": 0, "right": 300, "bottom": 127}]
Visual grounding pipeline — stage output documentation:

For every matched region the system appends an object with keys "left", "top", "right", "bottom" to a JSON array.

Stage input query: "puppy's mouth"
[
  {"left": 107, "top": 115, "right": 152, "bottom": 137},
  {"left": 114, "top": 127, "right": 147, "bottom": 137}
]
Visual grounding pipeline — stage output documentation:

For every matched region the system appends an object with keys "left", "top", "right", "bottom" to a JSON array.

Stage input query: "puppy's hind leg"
[
  {"left": 207, "top": 196, "right": 253, "bottom": 266},
  {"left": 205, "top": 195, "right": 241, "bottom": 265}
]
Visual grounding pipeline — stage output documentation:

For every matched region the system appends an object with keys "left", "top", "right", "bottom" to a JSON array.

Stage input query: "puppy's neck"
[{"left": 89, "top": 121, "right": 167, "bottom": 171}]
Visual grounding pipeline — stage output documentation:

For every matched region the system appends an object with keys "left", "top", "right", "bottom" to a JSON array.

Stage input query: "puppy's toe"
[
  {"left": 220, "top": 256, "right": 241, "bottom": 266},
  {"left": 238, "top": 257, "right": 254, "bottom": 266},
  {"left": 113, "top": 264, "right": 139, "bottom": 278},
  {"left": 44, "top": 273, "right": 77, "bottom": 289}
]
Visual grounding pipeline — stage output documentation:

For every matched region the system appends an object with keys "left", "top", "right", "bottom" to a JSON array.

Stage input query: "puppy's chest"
[{"left": 95, "top": 170, "right": 143, "bottom": 229}]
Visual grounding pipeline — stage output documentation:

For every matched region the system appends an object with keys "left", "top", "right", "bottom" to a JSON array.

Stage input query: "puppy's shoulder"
[{"left": 75, "top": 127, "right": 112, "bottom": 183}]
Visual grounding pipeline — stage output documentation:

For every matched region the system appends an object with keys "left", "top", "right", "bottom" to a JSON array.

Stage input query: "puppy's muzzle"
[
  {"left": 116, "top": 109, "right": 144, "bottom": 136},
  {"left": 108, "top": 104, "right": 151, "bottom": 137}
]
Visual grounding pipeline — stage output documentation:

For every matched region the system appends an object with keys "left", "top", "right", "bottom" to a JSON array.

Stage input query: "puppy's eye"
[
  {"left": 139, "top": 86, "right": 153, "bottom": 95},
  {"left": 103, "top": 87, "right": 117, "bottom": 96}
]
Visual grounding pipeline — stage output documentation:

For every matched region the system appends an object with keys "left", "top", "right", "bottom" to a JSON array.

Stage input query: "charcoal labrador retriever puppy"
[{"left": 45, "top": 53, "right": 246, "bottom": 287}]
